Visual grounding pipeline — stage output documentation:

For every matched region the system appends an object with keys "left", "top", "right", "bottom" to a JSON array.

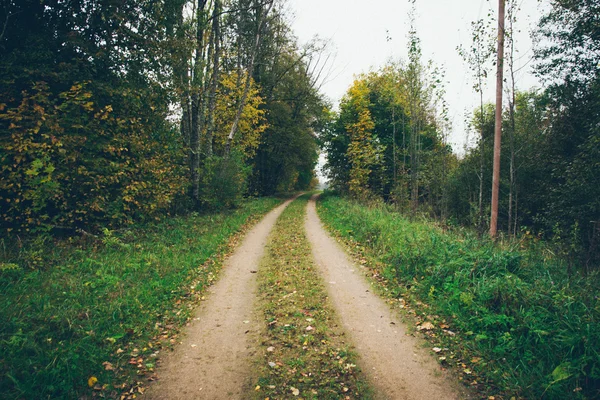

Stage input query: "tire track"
[
  {"left": 305, "top": 194, "right": 470, "bottom": 400},
  {"left": 145, "top": 198, "right": 295, "bottom": 400}
]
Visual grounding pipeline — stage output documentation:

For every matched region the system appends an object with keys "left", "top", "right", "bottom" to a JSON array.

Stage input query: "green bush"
[{"left": 200, "top": 150, "right": 250, "bottom": 210}]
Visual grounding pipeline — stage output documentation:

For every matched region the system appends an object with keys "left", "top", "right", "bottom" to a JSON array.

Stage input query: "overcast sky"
[{"left": 286, "top": 0, "right": 548, "bottom": 153}]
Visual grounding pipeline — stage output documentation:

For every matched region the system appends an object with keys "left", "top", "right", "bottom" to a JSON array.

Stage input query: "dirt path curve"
[
  {"left": 305, "top": 194, "right": 470, "bottom": 400},
  {"left": 145, "top": 198, "right": 295, "bottom": 400}
]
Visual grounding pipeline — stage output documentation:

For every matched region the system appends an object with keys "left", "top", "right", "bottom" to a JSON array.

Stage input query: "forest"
[
  {"left": 323, "top": 0, "right": 599, "bottom": 272},
  {"left": 1, "top": 0, "right": 599, "bottom": 399},
  {"left": 0, "top": 0, "right": 324, "bottom": 235}
]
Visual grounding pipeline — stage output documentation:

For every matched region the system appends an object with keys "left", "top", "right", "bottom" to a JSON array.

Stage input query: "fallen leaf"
[
  {"left": 291, "top": 387, "right": 300, "bottom": 396},
  {"left": 267, "top": 347, "right": 275, "bottom": 352},
  {"left": 268, "top": 362, "right": 276, "bottom": 368},
  {"left": 305, "top": 326, "right": 314, "bottom": 331},
  {"left": 418, "top": 322, "right": 435, "bottom": 330},
  {"left": 88, "top": 376, "right": 98, "bottom": 387},
  {"left": 103, "top": 361, "right": 115, "bottom": 371},
  {"left": 432, "top": 347, "right": 442, "bottom": 353}
]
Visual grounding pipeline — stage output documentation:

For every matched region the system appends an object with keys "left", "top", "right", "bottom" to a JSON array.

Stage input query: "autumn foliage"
[{"left": 0, "top": 79, "right": 186, "bottom": 233}]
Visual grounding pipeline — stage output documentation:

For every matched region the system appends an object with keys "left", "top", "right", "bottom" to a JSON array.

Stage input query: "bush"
[{"left": 200, "top": 150, "right": 250, "bottom": 210}]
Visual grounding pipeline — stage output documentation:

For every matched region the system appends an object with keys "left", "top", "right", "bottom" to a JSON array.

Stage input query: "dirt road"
[
  {"left": 146, "top": 194, "right": 467, "bottom": 399},
  {"left": 305, "top": 194, "right": 469, "bottom": 400},
  {"left": 145, "top": 198, "right": 294, "bottom": 400}
]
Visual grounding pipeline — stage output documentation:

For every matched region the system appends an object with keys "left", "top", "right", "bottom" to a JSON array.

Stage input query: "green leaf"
[{"left": 550, "top": 363, "right": 571, "bottom": 384}]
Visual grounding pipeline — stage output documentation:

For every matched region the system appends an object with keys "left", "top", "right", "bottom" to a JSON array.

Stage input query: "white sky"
[{"left": 286, "top": 0, "right": 548, "bottom": 153}]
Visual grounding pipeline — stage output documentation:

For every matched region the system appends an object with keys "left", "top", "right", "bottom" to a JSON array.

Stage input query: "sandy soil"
[
  {"left": 305, "top": 194, "right": 471, "bottom": 400},
  {"left": 144, "top": 198, "right": 294, "bottom": 400}
]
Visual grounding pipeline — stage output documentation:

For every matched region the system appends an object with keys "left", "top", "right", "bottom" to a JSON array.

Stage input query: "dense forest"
[
  {"left": 0, "top": 0, "right": 325, "bottom": 234},
  {"left": 323, "top": 0, "right": 600, "bottom": 271}
]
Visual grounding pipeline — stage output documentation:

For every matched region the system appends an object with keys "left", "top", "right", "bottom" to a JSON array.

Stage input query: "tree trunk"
[
  {"left": 205, "top": 0, "right": 221, "bottom": 158},
  {"left": 190, "top": 0, "right": 209, "bottom": 202},
  {"left": 507, "top": 1, "right": 517, "bottom": 238},
  {"left": 490, "top": 0, "right": 505, "bottom": 238},
  {"left": 478, "top": 88, "right": 485, "bottom": 233}
]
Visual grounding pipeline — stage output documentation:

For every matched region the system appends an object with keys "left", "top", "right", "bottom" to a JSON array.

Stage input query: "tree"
[
  {"left": 345, "top": 79, "right": 378, "bottom": 199},
  {"left": 458, "top": 16, "right": 496, "bottom": 232},
  {"left": 533, "top": 0, "right": 600, "bottom": 270},
  {"left": 248, "top": 5, "right": 327, "bottom": 195},
  {"left": 490, "top": 0, "right": 506, "bottom": 238},
  {"left": 323, "top": 62, "right": 450, "bottom": 213},
  {"left": 0, "top": 0, "right": 187, "bottom": 233}
]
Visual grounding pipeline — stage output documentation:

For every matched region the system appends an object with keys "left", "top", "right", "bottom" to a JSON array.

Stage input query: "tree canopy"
[{"left": 0, "top": 0, "right": 325, "bottom": 233}]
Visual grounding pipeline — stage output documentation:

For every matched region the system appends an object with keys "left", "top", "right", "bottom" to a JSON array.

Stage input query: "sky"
[{"left": 286, "top": 0, "right": 548, "bottom": 153}]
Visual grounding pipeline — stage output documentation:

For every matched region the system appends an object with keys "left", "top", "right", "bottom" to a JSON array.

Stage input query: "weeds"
[
  {"left": 0, "top": 197, "right": 281, "bottom": 399},
  {"left": 317, "top": 192, "right": 600, "bottom": 400},
  {"left": 252, "top": 194, "right": 372, "bottom": 399}
]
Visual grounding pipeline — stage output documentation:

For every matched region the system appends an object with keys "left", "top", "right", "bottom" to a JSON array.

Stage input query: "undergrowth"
[
  {"left": 317, "top": 192, "right": 600, "bottom": 400},
  {"left": 0, "top": 197, "right": 281, "bottom": 399},
  {"left": 252, "top": 194, "right": 372, "bottom": 399}
]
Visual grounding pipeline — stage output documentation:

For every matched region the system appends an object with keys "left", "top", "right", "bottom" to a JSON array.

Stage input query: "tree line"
[
  {"left": 323, "top": 0, "right": 600, "bottom": 271},
  {"left": 0, "top": 0, "right": 326, "bottom": 235}
]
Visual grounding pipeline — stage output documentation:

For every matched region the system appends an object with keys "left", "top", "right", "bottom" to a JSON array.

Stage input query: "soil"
[
  {"left": 304, "top": 194, "right": 472, "bottom": 400},
  {"left": 144, "top": 198, "right": 294, "bottom": 400}
]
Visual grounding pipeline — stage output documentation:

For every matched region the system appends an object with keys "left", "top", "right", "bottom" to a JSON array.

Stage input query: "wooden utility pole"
[{"left": 490, "top": 0, "right": 505, "bottom": 238}]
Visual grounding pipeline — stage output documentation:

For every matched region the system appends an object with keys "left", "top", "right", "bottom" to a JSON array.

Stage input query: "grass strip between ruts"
[
  {"left": 251, "top": 194, "right": 373, "bottom": 400},
  {"left": 0, "top": 197, "right": 282, "bottom": 400}
]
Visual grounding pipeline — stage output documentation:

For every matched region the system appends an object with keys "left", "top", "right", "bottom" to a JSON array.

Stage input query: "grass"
[
  {"left": 251, "top": 194, "right": 373, "bottom": 400},
  {"left": 0, "top": 197, "right": 282, "bottom": 400},
  {"left": 317, "top": 192, "right": 600, "bottom": 400}
]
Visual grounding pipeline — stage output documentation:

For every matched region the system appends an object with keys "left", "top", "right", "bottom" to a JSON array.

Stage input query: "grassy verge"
[
  {"left": 317, "top": 192, "right": 599, "bottom": 400},
  {"left": 0, "top": 197, "right": 282, "bottom": 400},
  {"left": 252, "top": 194, "right": 372, "bottom": 400}
]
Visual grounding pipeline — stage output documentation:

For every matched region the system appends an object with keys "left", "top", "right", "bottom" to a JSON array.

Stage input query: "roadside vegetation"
[
  {"left": 0, "top": 197, "right": 281, "bottom": 400},
  {"left": 317, "top": 193, "right": 599, "bottom": 400},
  {"left": 252, "top": 195, "right": 373, "bottom": 399}
]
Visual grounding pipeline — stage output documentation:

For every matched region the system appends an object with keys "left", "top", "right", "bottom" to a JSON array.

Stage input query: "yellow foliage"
[
  {"left": 344, "top": 79, "right": 378, "bottom": 199},
  {"left": 213, "top": 71, "right": 267, "bottom": 159}
]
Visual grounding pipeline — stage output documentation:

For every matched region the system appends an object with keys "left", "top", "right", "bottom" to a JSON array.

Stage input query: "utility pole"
[{"left": 490, "top": 0, "right": 505, "bottom": 238}]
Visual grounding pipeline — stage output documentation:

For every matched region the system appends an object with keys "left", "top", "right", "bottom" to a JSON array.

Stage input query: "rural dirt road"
[
  {"left": 145, "top": 198, "right": 294, "bottom": 400},
  {"left": 305, "top": 194, "right": 470, "bottom": 400},
  {"left": 146, "top": 194, "right": 467, "bottom": 399}
]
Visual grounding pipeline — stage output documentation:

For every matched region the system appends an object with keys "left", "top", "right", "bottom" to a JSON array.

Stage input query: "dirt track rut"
[
  {"left": 145, "top": 198, "right": 294, "bottom": 400},
  {"left": 305, "top": 194, "right": 469, "bottom": 400}
]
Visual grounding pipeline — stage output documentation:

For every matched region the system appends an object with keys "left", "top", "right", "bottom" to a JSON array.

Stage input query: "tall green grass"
[
  {"left": 318, "top": 193, "right": 599, "bottom": 399},
  {"left": 0, "top": 197, "right": 281, "bottom": 399}
]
